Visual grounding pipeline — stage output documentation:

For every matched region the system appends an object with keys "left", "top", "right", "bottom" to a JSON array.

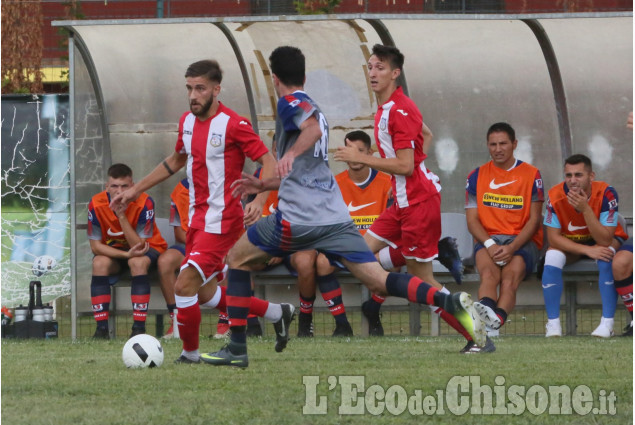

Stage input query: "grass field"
[{"left": 1, "top": 335, "right": 632, "bottom": 424}]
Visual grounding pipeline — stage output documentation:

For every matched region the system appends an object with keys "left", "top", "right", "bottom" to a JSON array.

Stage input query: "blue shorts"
[
  {"left": 168, "top": 243, "right": 186, "bottom": 256},
  {"left": 107, "top": 247, "right": 161, "bottom": 285},
  {"left": 474, "top": 235, "right": 539, "bottom": 279},
  {"left": 617, "top": 239, "right": 633, "bottom": 253},
  {"left": 248, "top": 211, "right": 376, "bottom": 265}
]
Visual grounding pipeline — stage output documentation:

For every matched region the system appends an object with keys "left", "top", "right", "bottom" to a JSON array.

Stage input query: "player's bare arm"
[
  {"left": 110, "top": 151, "right": 187, "bottom": 210},
  {"left": 231, "top": 171, "right": 281, "bottom": 198},
  {"left": 545, "top": 226, "right": 614, "bottom": 262},
  {"left": 567, "top": 189, "right": 616, "bottom": 246},
  {"left": 466, "top": 207, "right": 501, "bottom": 261},
  {"left": 334, "top": 146, "right": 414, "bottom": 176},
  {"left": 111, "top": 202, "right": 144, "bottom": 248},
  {"left": 89, "top": 238, "right": 147, "bottom": 260},
  {"left": 243, "top": 152, "right": 277, "bottom": 226},
  {"left": 174, "top": 225, "right": 186, "bottom": 245},
  {"left": 276, "top": 115, "right": 323, "bottom": 178}
]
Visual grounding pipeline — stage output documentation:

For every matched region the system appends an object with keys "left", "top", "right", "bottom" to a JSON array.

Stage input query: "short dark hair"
[
  {"left": 371, "top": 44, "right": 404, "bottom": 71},
  {"left": 269, "top": 46, "right": 305, "bottom": 87},
  {"left": 185, "top": 60, "right": 223, "bottom": 84},
  {"left": 564, "top": 154, "right": 593, "bottom": 171},
  {"left": 345, "top": 130, "right": 371, "bottom": 150},
  {"left": 108, "top": 163, "right": 132, "bottom": 179},
  {"left": 487, "top": 122, "right": 516, "bottom": 142}
]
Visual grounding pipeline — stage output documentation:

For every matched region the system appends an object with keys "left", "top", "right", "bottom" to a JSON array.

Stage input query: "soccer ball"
[
  {"left": 122, "top": 334, "right": 164, "bottom": 368},
  {"left": 32, "top": 255, "right": 57, "bottom": 277}
]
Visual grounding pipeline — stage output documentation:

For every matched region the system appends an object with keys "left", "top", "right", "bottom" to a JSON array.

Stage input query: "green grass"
[{"left": 1, "top": 335, "right": 632, "bottom": 424}]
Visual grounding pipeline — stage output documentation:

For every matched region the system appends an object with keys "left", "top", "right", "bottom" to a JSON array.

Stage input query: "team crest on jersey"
[
  {"left": 210, "top": 133, "right": 222, "bottom": 148},
  {"left": 379, "top": 117, "right": 387, "bottom": 131}
]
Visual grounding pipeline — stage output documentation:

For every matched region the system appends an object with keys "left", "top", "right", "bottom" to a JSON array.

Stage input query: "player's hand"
[
  {"left": 627, "top": 111, "right": 633, "bottom": 130},
  {"left": 243, "top": 199, "right": 263, "bottom": 227},
  {"left": 110, "top": 187, "right": 137, "bottom": 212},
  {"left": 277, "top": 152, "right": 296, "bottom": 178},
  {"left": 333, "top": 145, "right": 359, "bottom": 164},
  {"left": 566, "top": 188, "right": 589, "bottom": 213},
  {"left": 267, "top": 257, "right": 283, "bottom": 267},
  {"left": 585, "top": 245, "right": 615, "bottom": 262},
  {"left": 112, "top": 200, "right": 127, "bottom": 218},
  {"left": 491, "top": 245, "right": 513, "bottom": 266},
  {"left": 485, "top": 244, "right": 506, "bottom": 266},
  {"left": 127, "top": 241, "right": 149, "bottom": 258},
  {"left": 231, "top": 172, "right": 265, "bottom": 198}
]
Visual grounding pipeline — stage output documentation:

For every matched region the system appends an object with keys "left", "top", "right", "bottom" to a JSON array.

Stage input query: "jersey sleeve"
[
  {"left": 531, "top": 169, "right": 545, "bottom": 203},
  {"left": 231, "top": 117, "right": 269, "bottom": 162},
  {"left": 388, "top": 104, "right": 422, "bottom": 151},
  {"left": 600, "top": 186, "right": 619, "bottom": 227},
  {"left": 543, "top": 197, "right": 561, "bottom": 229},
  {"left": 278, "top": 94, "right": 317, "bottom": 133},
  {"left": 86, "top": 200, "right": 102, "bottom": 241},
  {"left": 464, "top": 168, "right": 479, "bottom": 209},
  {"left": 135, "top": 196, "right": 156, "bottom": 239},
  {"left": 169, "top": 202, "right": 181, "bottom": 227}
]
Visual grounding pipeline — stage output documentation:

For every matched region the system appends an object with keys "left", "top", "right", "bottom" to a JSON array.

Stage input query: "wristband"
[
  {"left": 609, "top": 246, "right": 616, "bottom": 255},
  {"left": 484, "top": 238, "right": 496, "bottom": 249}
]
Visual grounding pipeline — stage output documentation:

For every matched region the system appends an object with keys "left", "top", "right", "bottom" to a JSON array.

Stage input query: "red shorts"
[
  {"left": 182, "top": 227, "right": 242, "bottom": 283},
  {"left": 367, "top": 194, "right": 441, "bottom": 262}
]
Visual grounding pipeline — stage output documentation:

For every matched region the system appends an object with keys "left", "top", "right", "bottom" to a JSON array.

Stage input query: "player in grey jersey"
[{"left": 201, "top": 45, "right": 485, "bottom": 368}]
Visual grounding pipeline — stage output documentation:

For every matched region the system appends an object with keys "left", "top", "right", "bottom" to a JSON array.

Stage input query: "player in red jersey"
[
  {"left": 88, "top": 163, "right": 167, "bottom": 338},
  {"left": 334, "top": 45, "right": 474, "bottom": 349},
  {"left": 112, "top": 60, "right": 295, "bottom": 363},
  {"left": 465, "top": 122, "right": 544, "bottom": 352}
]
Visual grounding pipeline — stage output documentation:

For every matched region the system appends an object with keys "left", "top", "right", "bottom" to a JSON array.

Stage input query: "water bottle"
[
  {"left": 14, "top": 305, "right": 28, "bottom": 322},
  {"left": 32, "top": 307, "right": 45, "bottom": 322},
  {"left": 43, "top": 304, "right": 54, "bottom": 321}
]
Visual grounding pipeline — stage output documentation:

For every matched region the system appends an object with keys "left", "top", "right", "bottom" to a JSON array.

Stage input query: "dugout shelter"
[{"left": 53, "top": 14, "right": 633, "bottom": 338}]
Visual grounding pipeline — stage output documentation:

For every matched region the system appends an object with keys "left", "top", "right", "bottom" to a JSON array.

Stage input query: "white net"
[{"left": 1, "top": 95, "right": 71, "bottom": 308}]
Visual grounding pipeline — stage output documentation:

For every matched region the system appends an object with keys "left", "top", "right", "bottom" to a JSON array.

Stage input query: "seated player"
[
  {"left": 465, "top": 122, "right": 544, "bottom": 348},
  {"left": 88, "top": 163, "right": 167, "bottom": 339},
  {"left": 542, "top": 154, "right": 628, "bottom": 337},
  {"left": 612, "top": 240, "right": 633, "bottom": 336}
]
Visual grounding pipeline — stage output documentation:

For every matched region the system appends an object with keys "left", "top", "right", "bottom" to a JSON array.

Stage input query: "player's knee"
[
  {"left": 158, "top": 250, "right": 181, "bottom": 272},
  {"left": 92, "top": 255, "right": 112, "bottom": 275},
  {"left": 315, "top": 254, "right": 333, "bottom": 276},
  {"left": 613, "top": 251, "right": 632, "bottom": 280},
  {"left": 544, "top": 249, "right": 566, "bottom": 270},
  {"left": 174, "top": 274, "right": 198, "bottom": 297},
  {"left": 128, "top": 256, "right": 150, "bottom": 275},
  {"left": 292, "top": 252, "right": 317, "bottom": 273}
]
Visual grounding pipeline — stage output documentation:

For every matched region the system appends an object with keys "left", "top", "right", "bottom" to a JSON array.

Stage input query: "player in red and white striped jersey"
[{"left": 112, "top": 60, "right": 296, "bottom": 364}]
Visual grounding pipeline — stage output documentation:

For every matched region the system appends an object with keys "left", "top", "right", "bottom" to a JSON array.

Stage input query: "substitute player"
[
  {"left": 88, "top": 163, "right": 167, "bottom": 338},
  {"left": 201, "top": 45, "right": 485, "bottom": 368},
  {"left": 542, "top": 154, "right": 628, "bottom": 337},
  {"left": 112, "top": 59, "right": 294, "bottom": 363},
  {"left": 466, "top": 122, "right": 544, "bottom": 352}
]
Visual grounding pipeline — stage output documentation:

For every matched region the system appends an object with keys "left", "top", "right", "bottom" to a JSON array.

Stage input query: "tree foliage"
[{"left": 1, "top": 0, "right": 45, "bottom": 94}]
